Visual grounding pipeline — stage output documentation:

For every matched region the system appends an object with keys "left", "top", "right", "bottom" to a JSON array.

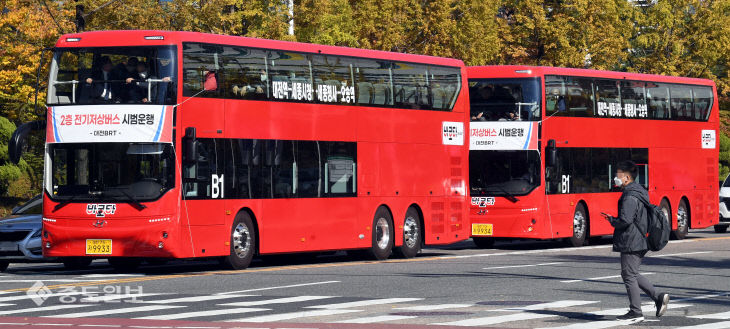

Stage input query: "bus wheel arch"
[
  {"left": 568, "top": 201, "right": 588, "bottom": 247},
  {"left": 394, "top": 204, "right": 423, "bottom": 258},
  {"left": 368, "top": 205, "right": 395, "bottom": 260},
  {"left": 672, "top": 197, "right": 690, "bottom": 240},
  {"left": 221, "top": 209, "right": 258, "bottom": 270}
]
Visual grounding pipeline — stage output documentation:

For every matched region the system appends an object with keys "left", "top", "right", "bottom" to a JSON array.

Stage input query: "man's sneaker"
[
  {"left": 656, "top": 293, "right": 670, "bottom": 317},
  {"left": 617, "top": 310, "right": 645, "bottom": 323}
]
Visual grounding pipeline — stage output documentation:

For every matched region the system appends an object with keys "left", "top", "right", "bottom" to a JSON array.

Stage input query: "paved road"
[{"left": 0, "top": 229, "right": 728, "bottom": 329}]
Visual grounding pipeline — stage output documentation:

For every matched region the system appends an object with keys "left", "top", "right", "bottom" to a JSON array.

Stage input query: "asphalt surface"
[{"left": 0, "top": 228, "right": 728, "bottom": 329}]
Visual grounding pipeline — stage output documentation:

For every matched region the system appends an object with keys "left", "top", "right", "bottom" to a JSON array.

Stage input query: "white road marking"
[
  {"left": 560, "top": 273, "right": 655, "bottom": 283},
  {"left": 590, "top": 303, "right": 692, "bottom": 316},
  {"left": 140, "top": 294, "right": 255, "bottom": 304},
  {"left": 0, "top": 304, "right": 93, "bottom": 315},
  {"left": 80, "top": 293, "right": 167, "bottom": 303},
  {"left": 0, "top": 279, "right": 106, "bottom": 283},
  {"left": 690, "top": 311, "right": 730, "bottom": 319},
  {"left": 305, "top": 297, "right": 422, "bottom": 309},
  {"left": 219, "top": 296, "right": 336, "bottom": 307},
  {"left": 483, "top": 262, "right": 564, "bottom": 270},
  {"left": 396, "top": 304, "right": 473, "bottom": 311},
  {"left": 335, "top": 315, "right": 417, "bottom": 323},
  {"left": 536, "top": 320, "right": 637, "bottom": 329},
  {"left": 652, "top": 251, "right": 713, "bottom": 258},
  {"left": 675, "top": 292, "right": 730, "bottom": 302},
  {"left": 495, "top": 300, "right": 599, "bottom": 311},
  {"left": 45, "top": 305, "right": 185, "bottom": 318},
  {"left": 0, "top": 291, "right": 86, "bottom": 303},
  {"left": 675, "top": 322, "right": 730, "bottom": 329},
  {"left": 216, "top": 281, "right": 340, "bottom": 295},
  {"left": 225, "top": 309, "right": 360, "bottom": 322},
  {"left": 433, "top": 312, "right": 555, "bottom": 326},
  {"left": 134, "top": 307, "right": 269, "bottom": 320},
  {"left": 0, "top": 303, "right": 14, "bottom": 307}
]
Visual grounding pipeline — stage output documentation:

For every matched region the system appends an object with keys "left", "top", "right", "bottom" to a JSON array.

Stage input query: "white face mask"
[
  {"left": 260, "top": 74, "right": 268, "bottom": 82},
  {"left": 613, "top": 176, "right": 623, "bottom": 187}
]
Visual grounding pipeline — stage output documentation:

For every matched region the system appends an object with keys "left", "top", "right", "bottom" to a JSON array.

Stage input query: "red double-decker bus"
[
  {"left": 38, "top": 30, "right": 469, "bottom": 270},
  {"left": 467, "top": 66, "right": 719, "bottom": 247}
]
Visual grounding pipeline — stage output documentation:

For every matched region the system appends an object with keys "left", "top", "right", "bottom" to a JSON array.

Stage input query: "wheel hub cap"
[
  {"left": 376, "top": 217, "right": 390, "bottom": 250},
  {"left": 232, "top": 223, "right": 251, "bottom": 258},
  {"left": 403, "top": 216, "right": 419, "bottom": 249}
]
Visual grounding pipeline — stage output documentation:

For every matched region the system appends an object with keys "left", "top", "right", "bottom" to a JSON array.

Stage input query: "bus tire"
[
  {"left": 569, "top": 203, "right": 587, "bottom": 247},
  {"left": 473, "top": 237, "right": 495, "bottom": 249},
  {"left": 107, "top": 257, "right": 141, "bottom": 272},
  {"left": 368, "top": 207, "right": 394, "bottom": 260},
  {"left": 394, "top": 207, "right": 422, "bottom": 258},
  {"left": 714, "top": 225, "right": 728, "bottom": 233},
  {"left": 62, "top": 257, "right": 92, "bottom": 270},
  {"left": 0, "top": 260, "right": 8, "bottom": 272},
  {"left": 222, "top": 212, "right": 256, "bottom": 270},
  {"left": 660, "top": 198, "right": 672, "bottom": 229},
  {"left": 672, "top": 199, "right": 689, "bottom": 240}
]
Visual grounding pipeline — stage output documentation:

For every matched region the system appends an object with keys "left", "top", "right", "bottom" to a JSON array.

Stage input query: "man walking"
[{"left": 601, "top": 160, "right": 670, "bottom": 322}]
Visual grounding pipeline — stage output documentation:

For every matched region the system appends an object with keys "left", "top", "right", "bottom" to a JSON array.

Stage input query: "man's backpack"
[{"left": 629, "top": 194, "right": 670, "bottom": 251}]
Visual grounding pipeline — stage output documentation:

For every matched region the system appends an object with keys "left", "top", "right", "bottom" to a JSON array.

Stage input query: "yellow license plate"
[
  {"left": 472, "top": 223, "right": 493, "bottom": 236},
  {"left": 86, "top": 239, "right": 112, "bottom": 255}
]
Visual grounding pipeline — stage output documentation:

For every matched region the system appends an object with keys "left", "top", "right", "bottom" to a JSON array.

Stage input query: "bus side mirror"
[
  {"left": 546, "top": 139, "right": 557, "bottom": 167},
  {"left": 183, "top": 127, "right": 198, "bottom": 165},
  {"left": 9, "top": 120, "right": 45, "bottom": 164}
]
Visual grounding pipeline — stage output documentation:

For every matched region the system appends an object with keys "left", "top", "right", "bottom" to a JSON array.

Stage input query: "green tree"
[{"left": 0, "top": 116, "right": 23, "bottom": 196}]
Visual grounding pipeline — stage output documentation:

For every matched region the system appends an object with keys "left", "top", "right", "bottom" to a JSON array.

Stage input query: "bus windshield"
[
  {"left": 48, "top": 143, "right": 175, "bottom": 202},
  {"left": 47, "top": 46, "right": 177, "bottom": 105},
  {"left": 470, "top": 150, "right": 541, "bottom": 197},
  {"left": 469, "top": 78, "right": 541, "bottom": 121}
]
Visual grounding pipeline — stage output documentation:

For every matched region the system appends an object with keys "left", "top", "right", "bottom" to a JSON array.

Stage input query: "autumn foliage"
[{"left": 1, "top": 0, "right": 730, "bottom": 200}]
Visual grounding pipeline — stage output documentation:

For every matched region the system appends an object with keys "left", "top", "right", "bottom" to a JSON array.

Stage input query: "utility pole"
[
  {"left": 288, "top": 0, "right": 294, "bottom": 36},
  {"left": 75, "top": 0, "right": 85, "bottom": 32}
]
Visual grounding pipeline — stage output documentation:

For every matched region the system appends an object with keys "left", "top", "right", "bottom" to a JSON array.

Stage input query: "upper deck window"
[
  {"left": 545, "top": 75, "right": 712, "bottom": 121},
  {"left": 468, "top": 78, "right": 541, "bottom": 121},
  {"left": 47, "top": 46, "right": 177, "bottom": 106},
  {"left": 182, "top": 42, "right": 461, "bottom": 111}
]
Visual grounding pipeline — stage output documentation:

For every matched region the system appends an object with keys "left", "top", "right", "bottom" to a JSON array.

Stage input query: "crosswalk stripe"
[
  {"left": 396, "top": 304, "right": 473, "bottom": 311},
  {"left": 0, "top": 292, "right": 86, "bottom": 303},
  {"left": 535, "top": 320, "right": 637, "bottom": 329},
  {"left": 140, "top": 294, "right": 255, "bottom": 304},
  {"left": 483, "top": 262, "right": 564, "bottom": 270},
  {"left": 495, "top": 300, "right": 599, "bottom": 311},
  {"left": 225, "top": 309, "right": 360, "bottom": 322},
  {"left": 561, "top": 273, "right": 655, "bottom": 283},
  {"left": 80, "top": 293, "right": 167, "bottom": 303},
  {"left": 675, "top": 322, "right": 730, "bottom": 329},
  {"left": 219, "top": 295, "right": 336, "bottom": 307},
  {"left": 0, "top": 304, "right": 94, "bottom": 315},
  {"left": 335, "top": 315, "right": 417, "bottom": 323},
  {"left": 690, "top": 311, "right": 730, "bottom": 320},
  {"left": 134, "top": 307, "right": 269, "bottom": 320},
  {"left": 44, "top": 305, "right": 185, "bottom": 318},
  {"left": 590, "top": 303, "right": 691, "bottom": 316},
  {"left": 305, "top": 297, "right": 422, "bottom": 309},
  {"left": 433, "top": 312, "right": 555, "bottom": 326}
]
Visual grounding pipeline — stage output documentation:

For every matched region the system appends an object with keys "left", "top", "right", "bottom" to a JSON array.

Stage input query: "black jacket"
[{"left": 609, "top": 181, "right": 649, "bottom": 253}]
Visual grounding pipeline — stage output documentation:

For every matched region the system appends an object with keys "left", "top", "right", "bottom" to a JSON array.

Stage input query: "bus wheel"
[
  {"left": 714, "top": 225, "right": 728, "bottom": 233},
  {"left": 569, "top": 204, "right": 587, "bottom": 247},
  {"left": 660, "top": 199, "right": 672, "bottom": 229},
  {"left": 368, "top": 207, "right": 394, "bottom": 260},
  {"left": 107, "top": 257, "right": 141, "bottom": 272},
  {"left": 473, "top": 237, "right": 495, "bottom": 249},
  {"left": 672, "top": 199, "right": 689, "bottom": 240},
  {"left": 0, "top": 260, "right": 8, "bottom": 272},
  {"left": 394, "top": 207, "right": 422, "bottom": 258},
  {"left": 62, "top": 257, "right": 92, "bottom": 270},
  {"left": 222, "top": 212, "right": 256, "bottom": 270}
]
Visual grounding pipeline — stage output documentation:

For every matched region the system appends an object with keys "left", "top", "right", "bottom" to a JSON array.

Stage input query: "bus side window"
[
  {"left": 183, "top": 139, "right": 218, "bottom": 198},
  {"left": 182, "top": 43, "right": 223, "bottom": 98},
  {"left": 646, "top": 82, "right": 670, "bottom": 119},
  {"left": 670, "top": 85, "right": 693, "bottom": 120},
  {"left": 322, "top": 142, "right": 356, "bottom": 196}
]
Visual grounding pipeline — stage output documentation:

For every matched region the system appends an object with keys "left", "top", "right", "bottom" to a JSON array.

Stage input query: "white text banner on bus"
[
  {"left": 469, "top": 121, "right": 538, "bottom": 150},
  {"left": 47, "top": 105, "right": 174, "bottom": 143}
]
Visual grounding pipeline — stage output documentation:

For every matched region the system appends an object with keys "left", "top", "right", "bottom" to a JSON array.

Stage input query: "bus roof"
[
  {"left": 467, "top": 65, "right": 715, "bottom": 87},
  {"left": 56, "top": 30, "right": 465, "bottom": 68}
]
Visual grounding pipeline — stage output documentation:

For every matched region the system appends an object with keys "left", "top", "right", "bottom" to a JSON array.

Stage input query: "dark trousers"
[{"left": 621, "top": 251, "right": 658, "bottom": 314}]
